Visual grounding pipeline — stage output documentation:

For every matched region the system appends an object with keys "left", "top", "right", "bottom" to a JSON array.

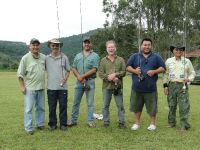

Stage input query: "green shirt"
[
  {"left": 99, "top": 55, "right": 126, "bottom": 89},
  {"left": 17, "top": 52, "right": 46, "bottom": 90},
  {"left": 73, "top": 51, "right": 100, "bottom": 78}
]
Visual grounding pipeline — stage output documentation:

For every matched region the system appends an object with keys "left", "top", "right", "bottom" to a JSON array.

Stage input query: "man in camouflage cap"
[{"left": 163, "top": 43, "right": 196, "bottom": 131}]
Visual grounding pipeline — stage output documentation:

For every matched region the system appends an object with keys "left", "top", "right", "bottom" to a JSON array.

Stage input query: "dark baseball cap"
[
  {"left": 30, "top": 38, "right": 40, "bottom": 45},
  {"left": 83, "top": 37, "right": 90, "bottom": 43}
]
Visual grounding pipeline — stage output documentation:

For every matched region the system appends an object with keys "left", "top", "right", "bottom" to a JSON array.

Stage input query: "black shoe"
[
  {"left": 67, "top": 122, "right": 77, "bottom": 127},
  {"left": 60, "top": 125, "right": 67, "bottom": 131},
  {"left": 118, "top": 123, "right": 126, "bottom": 129},
  {"left": 49, "top": 126, "right": 57, "bottom": 131},
  {"left": 36, "top": 126, "right": 45, "bottom": 130},
  {"left": 103, "top": 124, "right": 109, "bottom": 128}
]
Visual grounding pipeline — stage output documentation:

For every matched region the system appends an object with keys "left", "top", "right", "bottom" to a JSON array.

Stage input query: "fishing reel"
[
  {"left": 83, "top": 84, "right": 91, "bottom": 91},
  {"left": 113, "top": 84, "right": 122, "bottom": 96},
  {"left": 138, "top": 74, "right": 144, "bottom": 82}
]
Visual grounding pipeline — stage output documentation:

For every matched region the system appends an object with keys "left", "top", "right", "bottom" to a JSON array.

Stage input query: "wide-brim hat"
[
  {"left": 170, "top": 43, "right": 185, "bottom": 52},
  {"left": 47, "top": 38, "right": 63, "bottom": 48}
]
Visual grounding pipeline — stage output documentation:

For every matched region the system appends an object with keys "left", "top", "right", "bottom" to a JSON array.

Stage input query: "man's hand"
[
  {"left": 147, "top": 70, "right": 155, "bottom": 77},
  {"left": 164, "top": 87, "right": 168, "bottom": 95},
  {"left": 20, "top": 86, "right": 26, "bottom": 95},
  {"left": 77, "top": 74, "right": 85, "bottom": 82},
  {"left": 107, "top": 73, "right": 116, "bottom": 81},
  {"left": 135, "top": 67, "right": 141, "bottom": 76}
]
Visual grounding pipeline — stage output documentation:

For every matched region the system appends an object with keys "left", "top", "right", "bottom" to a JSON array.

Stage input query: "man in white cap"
[
  {"left": 45, "top": 38, "right": 70, "bottom": 131},
  {"left": 17, "top": 38, "right": 46, "bottom": 135}
]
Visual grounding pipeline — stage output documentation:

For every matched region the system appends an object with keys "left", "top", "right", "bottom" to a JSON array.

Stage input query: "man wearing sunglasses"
[
  {"left": 45, "top": 38, "right": 70, "bottom": 131},
  {"left": 163, "top": 43, "right": 195, "bottom": 131}
]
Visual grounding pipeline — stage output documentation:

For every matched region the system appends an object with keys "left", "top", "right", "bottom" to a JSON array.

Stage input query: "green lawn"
[{"left": 0, "top": 72, "right": 200, "bottom": 150}]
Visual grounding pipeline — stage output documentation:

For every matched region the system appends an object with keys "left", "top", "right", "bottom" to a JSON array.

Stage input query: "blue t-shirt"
[{"left": 127, "top": 52, "right": 165, "bottom": 93}]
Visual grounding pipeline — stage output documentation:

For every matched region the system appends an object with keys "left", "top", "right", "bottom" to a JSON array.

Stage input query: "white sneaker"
[
  {"left": 131, "top": 124, "right": 140, "bottom": 131},
  {"left": 147, "top": 124, "right": 156, "bottom": 131}
]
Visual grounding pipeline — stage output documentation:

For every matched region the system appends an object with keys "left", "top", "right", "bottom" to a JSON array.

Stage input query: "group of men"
[{"left": 17, "top": 37, "right": 195, "bottom": 135}]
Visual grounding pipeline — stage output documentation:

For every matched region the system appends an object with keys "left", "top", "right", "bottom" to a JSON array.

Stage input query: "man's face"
[
  {"left": 83, "top": 41, "right": 91, "bottom": 51},
  {"left": 50, "top": 43, "right": 60, "bottom": 51},
  {"left": 106, "top": 43, "right": 116, "bottom": 56},
  {"left": 140, "top": 40, "right": 152, "bottom": 54},
  {"left": 30, "top": 43, "right": 40, "bottom": 54},
  {"left": 173, "top": 48, "right": 183, "bottom": 57}
]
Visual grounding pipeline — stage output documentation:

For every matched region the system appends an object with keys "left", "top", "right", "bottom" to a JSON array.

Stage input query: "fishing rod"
[
  {"left": 55, "top": 0, "right": 65, "bottom": 87},
  {"left": 182, "top": 0, "right": 187, "bottom": 93},
  {"left": 137, "top": 0, "right": 143, "bottom": 82}
]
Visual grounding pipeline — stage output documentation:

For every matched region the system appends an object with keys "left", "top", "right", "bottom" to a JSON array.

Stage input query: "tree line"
[{"left": 91, "top": 0, "right": 200, "bottom": 62}]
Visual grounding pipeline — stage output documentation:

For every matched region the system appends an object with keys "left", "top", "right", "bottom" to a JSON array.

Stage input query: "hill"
[{"left": 0, "top": 29, "right": 98, "bottom": 69}]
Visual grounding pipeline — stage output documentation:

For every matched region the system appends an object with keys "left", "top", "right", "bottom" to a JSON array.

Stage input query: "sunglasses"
[{"left": 51, "top": 44, "right": 60, "bottom": 47}]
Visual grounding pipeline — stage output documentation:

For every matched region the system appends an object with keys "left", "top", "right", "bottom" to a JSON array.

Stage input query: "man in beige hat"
[
  {"left": 45, "top": 38, "right": 70, "bottom": 131},
  {"left": 17, "top": 38, "right": 46, "bottom": 135}
]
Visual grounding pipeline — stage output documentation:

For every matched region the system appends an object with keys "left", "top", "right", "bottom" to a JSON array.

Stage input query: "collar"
[{"left": 30, "top": 52, "right": 40, "bottom": 59}]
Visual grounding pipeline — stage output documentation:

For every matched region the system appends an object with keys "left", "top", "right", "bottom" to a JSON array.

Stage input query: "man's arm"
[{"left": 18, "top": 77, "right": 26, "bottom": 94}]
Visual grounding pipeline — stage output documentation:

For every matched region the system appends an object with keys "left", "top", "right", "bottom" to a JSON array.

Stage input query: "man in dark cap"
[
  {"left": 163, "top": 43, "right": 196, "bottom": 131},
  {"left": 68, "top": 37, "right": 100, "bottom": 128},
  {"left": 17, "top": 38, "right": 46, "bottom": 134}
]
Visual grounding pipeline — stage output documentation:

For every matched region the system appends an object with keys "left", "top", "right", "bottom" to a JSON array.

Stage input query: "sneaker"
[
  {"left": 147, "top": 124, "right": 156, "bottom": 131},
  {"left": 88, "top": 122, "right": 96, "bottom": 128},
  {"left": 131, "top": 124, "right": 140, "bottom": 131},
  {"left": 67, "top": 122, "right": 77, "bottom": 127},
  {"left": 25, "top": 130, "right": 34, "bottom": 135}
]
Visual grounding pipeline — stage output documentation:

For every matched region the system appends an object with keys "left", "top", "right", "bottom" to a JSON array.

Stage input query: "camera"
[
  {"left": 83, "top": 84, "right": 91, "bottom": 91},
  {"left": 113, "top": 84, "right": 122, "bottom": 96}
]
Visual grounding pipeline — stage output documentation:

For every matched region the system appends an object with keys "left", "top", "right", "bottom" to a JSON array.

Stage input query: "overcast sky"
[{"left": 0, "top": 0, "right": 107, "bottom": 44}]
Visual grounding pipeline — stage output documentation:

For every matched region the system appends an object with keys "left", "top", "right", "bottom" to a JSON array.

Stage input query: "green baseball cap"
[{"left": 30, "top": 38, "right": 40, "bottom": 45}]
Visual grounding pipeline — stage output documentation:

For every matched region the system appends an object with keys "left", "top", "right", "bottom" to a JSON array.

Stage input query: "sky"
[{"left": 0, "top": 0, "right": 107, "bottom": 44}]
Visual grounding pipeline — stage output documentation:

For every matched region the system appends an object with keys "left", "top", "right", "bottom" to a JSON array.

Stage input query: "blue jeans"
[
  {"left": 102, "top": 89, "right": 125, "bottom": 124},
  {"left": 47, "top": 90, "right": 68, "bottom": 127},
  {"left": 71, "top": 79, "right": 95, "bottom": 123},
  {"left": 24, "top": 89, "right": 45, "bottom": 132}
]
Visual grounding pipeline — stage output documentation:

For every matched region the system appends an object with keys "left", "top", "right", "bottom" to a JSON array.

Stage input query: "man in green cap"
[
  {"left": 163, "top": 43, "right": 196, "bottom": 131},
  {"left": 17, "top": 38, "right": 46, "bottom": 135}
]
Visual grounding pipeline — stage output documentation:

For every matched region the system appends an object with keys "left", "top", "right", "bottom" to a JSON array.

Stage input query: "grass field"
[{"left": 0, "top": 72, "right": 200, "bottom": 150}]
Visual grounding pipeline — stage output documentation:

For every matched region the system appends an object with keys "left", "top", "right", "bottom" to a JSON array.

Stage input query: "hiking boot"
[{"left": 118, "top": 123, "right": 126, "bottom": 129}]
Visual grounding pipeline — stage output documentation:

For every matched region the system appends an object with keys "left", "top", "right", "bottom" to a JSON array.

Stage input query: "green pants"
[{"left": 167, "top": 82, "right": 190, "bottom": 129}]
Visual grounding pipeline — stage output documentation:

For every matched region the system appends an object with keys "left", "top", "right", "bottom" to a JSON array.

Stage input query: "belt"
[
  {"left": 85, "top": 78, "right": 94, "bottom": 80},
  {"left": 169, "top": 81, "right": 183, "bottom": 84}
]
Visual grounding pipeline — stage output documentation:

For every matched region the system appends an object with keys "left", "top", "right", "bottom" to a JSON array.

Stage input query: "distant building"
[{"left": 186, "top": 49, "right": 200, "bottom": 58}]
